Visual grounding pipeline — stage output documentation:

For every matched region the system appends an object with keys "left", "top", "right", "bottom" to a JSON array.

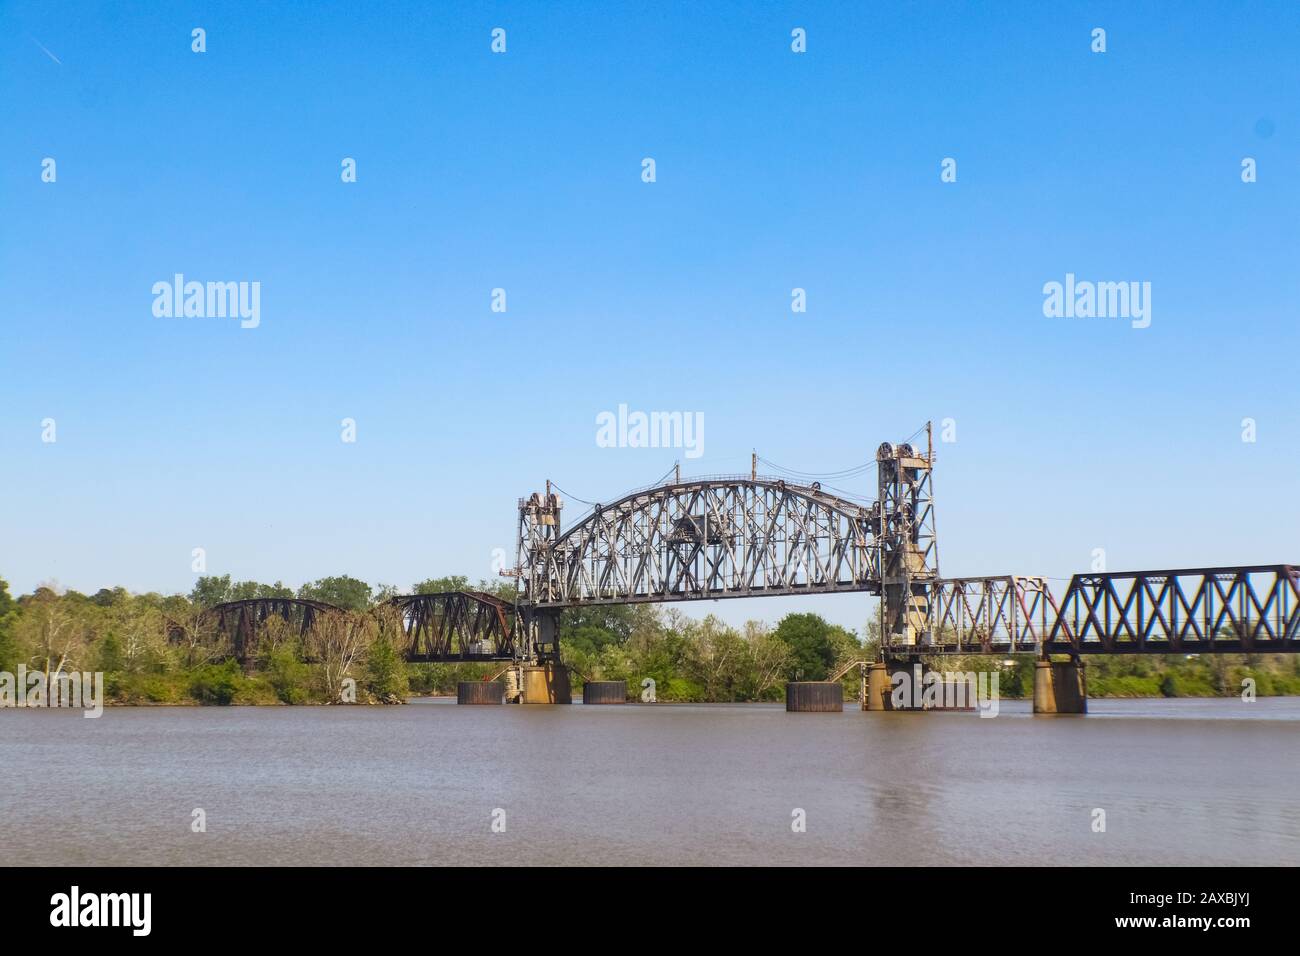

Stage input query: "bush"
[
  {"left": 231, "top": 675, "right": 281, "bottom": 705},
  {"left": 188, "top": 661, "right": 243, "bottom": 705},
  {"left": 266, "top": 640, "right": 312, "bottom": 704},
  {"left": 138, "top": 674, "right": 183, "bottom": 703},
  {"left": 365, "top": 635, "right": 408, "bottom": 701}
]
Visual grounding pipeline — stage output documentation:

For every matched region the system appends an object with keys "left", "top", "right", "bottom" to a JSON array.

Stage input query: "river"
[{"left": 3, "top": 697, "right": 1298, "bottom": 865}]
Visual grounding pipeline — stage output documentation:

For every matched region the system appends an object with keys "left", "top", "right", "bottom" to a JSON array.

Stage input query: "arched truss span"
[
  {"left": 520, "top": 477, "right": 880, "bottom": 609},
  {"left": 204, "top": 598, "right": 342, "bottom": 663}
]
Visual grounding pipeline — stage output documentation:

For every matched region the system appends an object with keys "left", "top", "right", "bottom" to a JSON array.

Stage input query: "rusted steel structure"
[
  {"left": 205, "top": 597, "right": 340, "bottom": 663},
  {"left": 581, "top": 680, "right": 628, "bottom": 704},
  {"left": 390, "top": 590, "right": 518, "bottom": 661},
  {"left": 875, "top": 437, "right": 939, "bottom": 647},
  {"left": 205, "top": 592, "right": 521, "bottom": 664},
  {"left": 924, "top": 576, "right": 1059, "bottom": 654},
  {"left": 457, "top": 680, "right": 505, "bottom": 704},
  {"left": 211, "top": 429, "right": 1300, "bottom": 672},
  {"left": 510, "top": 424, "right": 1299, "bottom": 663},
  {"left": 1043, "top": 565, "right": 1300, "bottom": 654},
  {"left": 785, "top": 681, "right": 844, "bottom": 712},
  {"left": 515, "top": 478, "right": 880, "bottom": 609}
]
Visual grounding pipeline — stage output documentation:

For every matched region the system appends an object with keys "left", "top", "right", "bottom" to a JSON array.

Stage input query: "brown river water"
[{"left": 3, "top": 697, "right": 1298, "bottom": 865}]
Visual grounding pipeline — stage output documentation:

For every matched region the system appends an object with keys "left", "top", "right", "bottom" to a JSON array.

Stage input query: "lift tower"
[{"left": 875, "top": 424, "right": 939, "bottom": 651}]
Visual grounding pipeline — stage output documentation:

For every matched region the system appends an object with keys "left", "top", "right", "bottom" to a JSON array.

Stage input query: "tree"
[
  {"left": 305, "top": 610, "right": 374, "bottom": 701},
  {"left": 560, "top": 604, "right": 637, "bottom": 656},
  {"left": 686, "top": 616, "right": 747, "bottom": 701},
  {"left": 298, "top": 576, "right": 372, "bottom": 611},
  {"left": 228, "top": 580, "right": 294, "bottom": 601},
  {"left": 372, "top": 583, "right": 401, "bottom": 604},
  {"left": 0, "top": 578, "right": 20, "bottom": 672},
  {"left": 743, "top": 621, "right": 792, "bottom": 699},
  {"left": 361, "top": 606, "right": 405, "bottom": 702},
  {"left": 16, "top": 591, "right": 90, "bottom": 685},
  {"left": 413, "top": 575, "right": 469, "bottom": 595},
  {"left": 107, "top": 599, "right": 167, "bottom": 672},
  {"left": 90, "top": 587, "right": 128, "bottom": 607},
  {"left": 773, "top": 612, "right": 848, "bottom": 681},
  {"left": 365, "top": 622, "right": 408, "bottom": 702},
  {"left": 189, "top": 575, "right": 232, "bottom": 608}
]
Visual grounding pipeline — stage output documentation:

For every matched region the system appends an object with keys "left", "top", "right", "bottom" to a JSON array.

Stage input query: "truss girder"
[
  {"left": 1044, "top": 565, "right": 1300, "bottom": 654},
  {"left": 391, "top": 591, "right": 518, "bottom": 661},
  {"left": 206, "top": 598, "right": 341, "bottom": 663},
  {"left": 920, "top": 576, "right": 1058, "bottom": 654},
  {"left": 521, "top": 479, "right": 878, "bottom": 608}
]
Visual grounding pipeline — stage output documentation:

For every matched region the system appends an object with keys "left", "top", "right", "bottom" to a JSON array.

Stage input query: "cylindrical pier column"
[
  {"left": 786, "top": 681, "right": 843, "bottom": 712},
  {"left": 582, "top": 680, "right": 628, "bottom": 704},
  {"left": 865, "top": 663, "right": 891, "bottom": 711},
  {"left": 458, "top": 681, "right": 505, "bottom": 705},
  {"left": 1033, "top": 660, "right": 1087, "bottom": 714},
  {"left": 519, "top": 663, "right": 572, "bottom": 704}
]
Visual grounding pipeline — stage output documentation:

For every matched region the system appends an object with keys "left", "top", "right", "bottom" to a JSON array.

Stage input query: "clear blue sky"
[{"left": 3, "top": 1, "right": 1298, "bottom": 633}]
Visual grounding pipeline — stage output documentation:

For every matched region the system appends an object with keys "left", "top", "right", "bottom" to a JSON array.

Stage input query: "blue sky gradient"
[{"left": 3, "top": 1, "right": 1298, "bottom": 631}]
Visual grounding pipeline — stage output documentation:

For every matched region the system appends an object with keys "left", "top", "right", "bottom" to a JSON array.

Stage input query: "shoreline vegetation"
[{"left": 2, "top": 574, "right": 1298, "bottom": 707}]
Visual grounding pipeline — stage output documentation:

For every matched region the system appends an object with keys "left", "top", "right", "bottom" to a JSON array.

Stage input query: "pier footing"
[
  {"left": 582, "top": 681, "right": 627, "bottom": 704},
  {"left": 457, "top": 681, "right": 504, "bottom": 705},
  {"left": 519, "top": 663, "right": 572, "bottom": 704},
  {"left": 865, "top": 663, "right": 891, "bottom": 711},
  {"left": 864, "top": 661, "right": 984, "bottom": 712},
  {"left": 1033, "top": 659, "right": 1086, "bottom": 714},
  {"left": 786, "top": 682, "right": 843, "bottom": 712}
]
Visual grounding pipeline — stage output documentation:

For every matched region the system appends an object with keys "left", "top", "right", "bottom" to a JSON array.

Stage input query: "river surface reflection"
[{"left": 3, "top": 697, "right": 1297, "bottom": 865}]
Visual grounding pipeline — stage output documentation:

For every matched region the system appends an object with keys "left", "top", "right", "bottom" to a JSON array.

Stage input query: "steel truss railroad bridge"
[{"left": 204, "top": 425, "right": 1300, "bottom": 668}]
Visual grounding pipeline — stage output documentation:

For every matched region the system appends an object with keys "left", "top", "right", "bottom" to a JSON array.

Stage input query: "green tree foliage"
[
  {"left": 189, "top": 575, "right": 232, "bottom": 608},
  {"left": 559, "top": 604, "right": 637, "bottom": 656},
  {"left": 773, "top": 612, "right": 859, "bottom": 681},
  {"left": 0, "top": 578, "right": 19, "bottom": 672},
  {"left": 188, "top": 660, "right": 243, "bottom": 705},
  {"left": 298, "top": 576, "right": 373, "bottom": 611},
  {"left": 365, "top": 634, "right": 409, "bottom": 701},
  {"left": 90, "top": 587, "right": 128, "bottom": 607},
  {"left": 413, "top": 575, "right": 469, "bottom": 595},
  {"left": 412, "top": 576, "right": 516, "bottom": 601},
  {"left": 190, "top": 575, "right": 298, "bottom": 607},
  {"left": 229, "top": 580, "right": 294, "bottom": 601},
  {"left": 265, "top": 640, "right": 311, "bottom": 704}
]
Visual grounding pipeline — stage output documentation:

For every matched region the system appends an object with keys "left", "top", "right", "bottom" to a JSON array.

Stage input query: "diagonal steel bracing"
[
  {"left": 517, "top": 477, "right": 879, "bottom": 609},
  {"left": 1043, "top": 565, "right": 1300, "bottom": 654}
]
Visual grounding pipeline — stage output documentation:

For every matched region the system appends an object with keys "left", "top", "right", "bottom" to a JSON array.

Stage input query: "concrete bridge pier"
[
  {"left": 1033, "top": 659, "right": 1086, "bottom": 714},
  {"left": 518, "top": 662, "right": 572, "bottom": 704},
  {"left": 864, "top": 661, "right": 930, "bottom": 711},
  {"left": 865, "top": 660, "right": 988, "bottom": 712},
  {"left": 864, "top": 662, "right": 891, "bottom": 711}
]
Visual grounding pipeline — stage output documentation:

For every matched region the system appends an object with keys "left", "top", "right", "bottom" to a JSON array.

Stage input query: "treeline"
[
  {"left": 550, "top": 605, "right": 868, "bottom": 701},
  {"left": 1, "top": 574, "right": 1297, "bottom": 705},
  {"left": 0, "top": 572, "right": 876, "bottom": 705},
  {"left": 0, "top": 574, "right": 512, "bottom": 706}
]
